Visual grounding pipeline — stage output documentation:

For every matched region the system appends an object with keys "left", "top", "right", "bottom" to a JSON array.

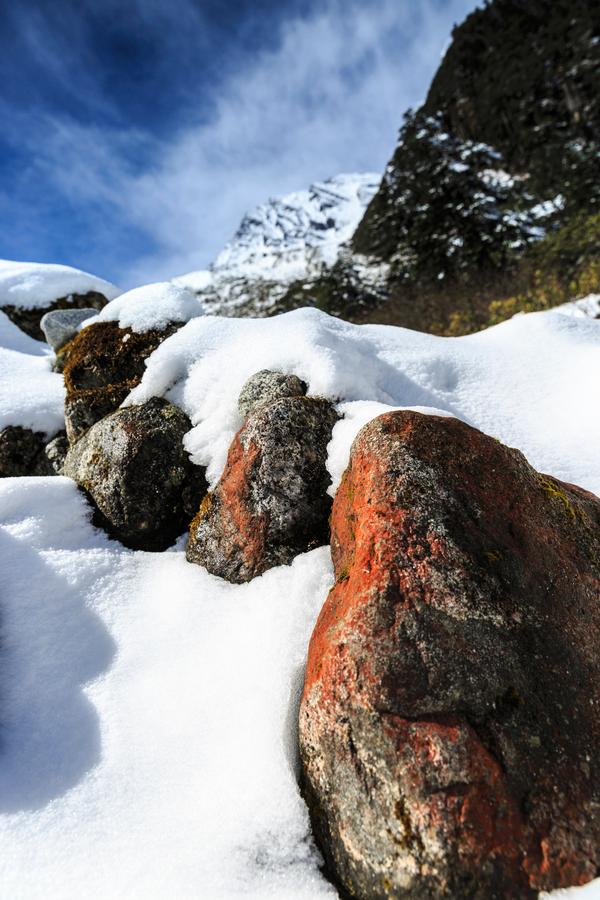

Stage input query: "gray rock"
[
  {"left": 44, "top": 432, "right": 69, "bottom": 474},
  {"left": 187, "top": 395, "right": 338, "bottom": 582},
  {"left": 237, "top": 369, "right": 307, "bottom": 419},
  {"left": 63, "top": 397, "right": 207, "bottom": 550},
  {"left": 0, "top": 426, "right": 53, "bottom": 477},
  {"left": 41, "top": 308, "right": 98, "bottom": 352}
]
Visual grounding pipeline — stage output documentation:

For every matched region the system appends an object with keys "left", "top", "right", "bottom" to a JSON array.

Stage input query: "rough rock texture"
[
  {"left": 62, "top": 321, "right": 176, "bottom": 443},
  {"left": 237, "top": 369, "right": 307, "bottom": 418},
  {"left": 40, "top": 308, "right": 98, "bottom": 352},
  {"left": 187, "top": 396, "right": 338, "bottom": 582},
  {"left": 0, "top": 426, "right": 53, "bottom": 477},
  {"left": 44, "top": 432, "right": 69, "bottom": 474},
  {"left": 63, "top": 397, "right": 207, "bottom": 550},
  {"left": 300, "top": 411, "right": 600, "bottom": 900},
  {"left": 1, "top": 291, "right": 107, "bottom": 341}
]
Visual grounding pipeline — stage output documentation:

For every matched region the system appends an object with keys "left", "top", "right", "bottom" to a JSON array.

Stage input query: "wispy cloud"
[{"left": 10, "top": 0, "right": 480, "bottom": 285}]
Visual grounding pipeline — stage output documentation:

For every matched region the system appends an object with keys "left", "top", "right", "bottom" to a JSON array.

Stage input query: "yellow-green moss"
[{"left": 537, "top": 476, "right": 577, "bottom": 521}]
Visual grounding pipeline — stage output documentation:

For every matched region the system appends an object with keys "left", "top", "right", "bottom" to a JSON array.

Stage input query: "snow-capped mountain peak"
[
  {"left": 174, "top": 173, "right": 380, "bottom": 314},
  {"left": 212, "top": 173, "right": 380, "bottom": 278}
]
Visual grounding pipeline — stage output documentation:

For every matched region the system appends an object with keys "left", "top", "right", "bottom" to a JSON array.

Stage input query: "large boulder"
[
  {"left": 300, "top": 411, "right": 600, "bottom": 899},
  {"left": 62, "top": 321, "right": 176, "bottom": 443},
  {"left": 187, "top": 395, "right": 338, "bottom": 582},
  {"left": 63, "top": 397, "right": 206, "bottom": 550}
]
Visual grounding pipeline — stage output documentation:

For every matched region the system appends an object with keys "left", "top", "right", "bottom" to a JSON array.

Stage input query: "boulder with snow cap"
[
  {"left": 187, "top": 395, "right": 338, "bottom": 582},
  {"left": 61, "top": 282, "right": 203, "bottom": 443},
  {"left": 63, "top": 397, "right": 207, "bottom": 550},
  {"left": 300, "top": 410, "right": 600, "bottom": 900},
  {"left": 0, "top": 260, "right": 119, "bottom": 340},
  {"left": 237, "top": 369, "right": 307, "bottom": 419}
]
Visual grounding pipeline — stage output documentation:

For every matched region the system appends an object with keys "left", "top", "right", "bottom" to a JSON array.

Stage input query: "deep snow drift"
[{"left": 1, "top": 297, "right": 600, "bottom": 898}]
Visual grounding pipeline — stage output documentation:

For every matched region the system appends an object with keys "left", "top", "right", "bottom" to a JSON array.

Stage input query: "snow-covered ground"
[
  {"left": 1, "top": 292, "right": 600, "bottom": 898},
  {"left": 174, "top": 173, "right": 380, "bottom": 315}
]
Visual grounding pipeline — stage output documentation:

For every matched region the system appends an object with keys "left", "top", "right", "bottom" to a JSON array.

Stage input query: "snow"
[
  {"left": 0, "top": 477, "right": 335, "bottom": 899},
  {"left": 173, "top": 173, "right": 380, "bottom": 315},
  {"left": 1, "top": 296, "right": 600, "bottom": 898},
  {"left": 0, "top": 315, "right": 64, "bottom": 436},
  {"left": 86, "top": 281, "right": 204, "bottom": 333},
  {"left": 0, "top": 260, "right": 120, "bottom": 311},
  {"left": 551, "top": 293, "right": 600, "bottom": 319},
  {"left": 127, "top": 306, "right": 600, "bottom": 497}
]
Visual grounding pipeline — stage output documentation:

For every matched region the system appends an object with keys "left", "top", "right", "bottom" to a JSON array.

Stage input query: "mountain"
[
  {"left": 174, "top": 173, "right": 380, "bottom": 317},
  {"left": 343, "top": 0, "right": 600, "bottom": 333},
  {"left": 177, "top": 0, "right": 599, "bottom": 335}
]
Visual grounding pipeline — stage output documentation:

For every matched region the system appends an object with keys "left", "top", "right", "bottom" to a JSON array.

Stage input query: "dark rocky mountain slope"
[{"left": 283, "top": 0, "right": 600, "bottom": 333}]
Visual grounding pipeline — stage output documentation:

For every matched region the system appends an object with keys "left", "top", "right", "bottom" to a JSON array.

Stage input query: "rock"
[
  {"left": 2, "top": 291, "right": 107, "bottom": 341},
  {"left": 237, "top": 369, "right": 307, "bottom": 418},
  {"left": 44, "top": 432, "right": 69, "bottom": 474},
  {"left": 300, "top": 411, "right": 600, "bottom": 900},
  {"left": 63, "top": 397, "right": 207, "bottom": 550},
  {"left": 0, "top": 426, "right": 53, "bottom": 476},
  {"left": 187, "top": 396, "right": 338, "bottom": 582},
  {"left": 40, "top": 308, "right": 98, "bottom": 352},
  {"left": 62, "top": 321, "right": 176, "bottom": 443}
]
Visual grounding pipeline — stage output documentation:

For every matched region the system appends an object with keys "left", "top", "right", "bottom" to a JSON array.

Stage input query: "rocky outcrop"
[
  {"left": 41, "top": 308, "right": 98, "bottom": 353},
  {"left": 187, "top": 395, "right": 338, "bottom": 582},
  {"left": 2, "top": 291, "right": 107, "bottom": 341},
  {"left": 237, "top": 370, "right": 307, "bottom": 419},
  {"left": 0, "top": 426, "right": 54, "bottom": 477},
  {"left": 300, "top": 411, "right": 600, "bottom": 899},
  {"left": 63, "top": 397, "right": 206, "bottom": 550},
  {"left": 62, "top": 321, "right": 175, "bottom": 443}
]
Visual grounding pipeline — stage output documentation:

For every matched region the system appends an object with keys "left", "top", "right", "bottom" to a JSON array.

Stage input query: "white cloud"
[{"left": 29, "top": 0, "right": 480, "bottom": 285}]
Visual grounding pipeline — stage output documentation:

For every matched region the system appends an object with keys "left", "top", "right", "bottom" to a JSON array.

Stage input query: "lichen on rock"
[
  {"left": 186, "top": 394, "right": 338, "bottom": 582},
  {"left": 62, "top": 321, "right": 176, "bottom": 443},
  {"left": 300, "top": 410, "right": 600, "bottom": 899},
  {"left": 237, "top": 369, "right": 307, "bottom": 419}
]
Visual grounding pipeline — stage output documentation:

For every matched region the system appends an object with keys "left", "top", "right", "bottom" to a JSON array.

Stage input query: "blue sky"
[{"left": 0, "top": 0, "right": 479, "bottom": 287}]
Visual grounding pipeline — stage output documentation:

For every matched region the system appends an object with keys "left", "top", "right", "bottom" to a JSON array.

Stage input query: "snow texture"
[
  {"left": 1, "top": 295, "right": 600, "bottom": 898},
  {"left": 0, "top": 260, "right": 120, "bottom": 310},
  {"left": 173, "top": 173, "right": 380, "bottom": 313},
  {"left": 87, "top": 281, "right": 204, "bottom": 333},
  {"left": 0, "top": 312, "right": 65, "bottom": 436},
  {"left": 127, "top": 306, "right": 600, "bottom": 500}
]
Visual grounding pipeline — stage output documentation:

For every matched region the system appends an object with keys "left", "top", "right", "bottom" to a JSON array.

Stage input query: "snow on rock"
[
  {"left": 87, "top": 281, "right": 204, "bottom": 334},
  {"left": 173, "top": 173, "right": 380, "bottom": 315},
  {"left": 0, "top": 476, "right": 336, "bottom": 899},
  {"left": 126, "top": 306, "right": 600, "bottom": 497},
  {"left": 550, "top": 293, "right": 600, "bottom": 319},
  {"left": 0, "top": 260, "right": 120, "bottom": 311}
]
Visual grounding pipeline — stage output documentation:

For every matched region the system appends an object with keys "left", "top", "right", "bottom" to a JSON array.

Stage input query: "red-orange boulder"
[
  {"left": 187, "top": 395, "right": 338, "bottom": 583},
  {"left": 300, "top": 411, "right": 600, "bottom": 899}
]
